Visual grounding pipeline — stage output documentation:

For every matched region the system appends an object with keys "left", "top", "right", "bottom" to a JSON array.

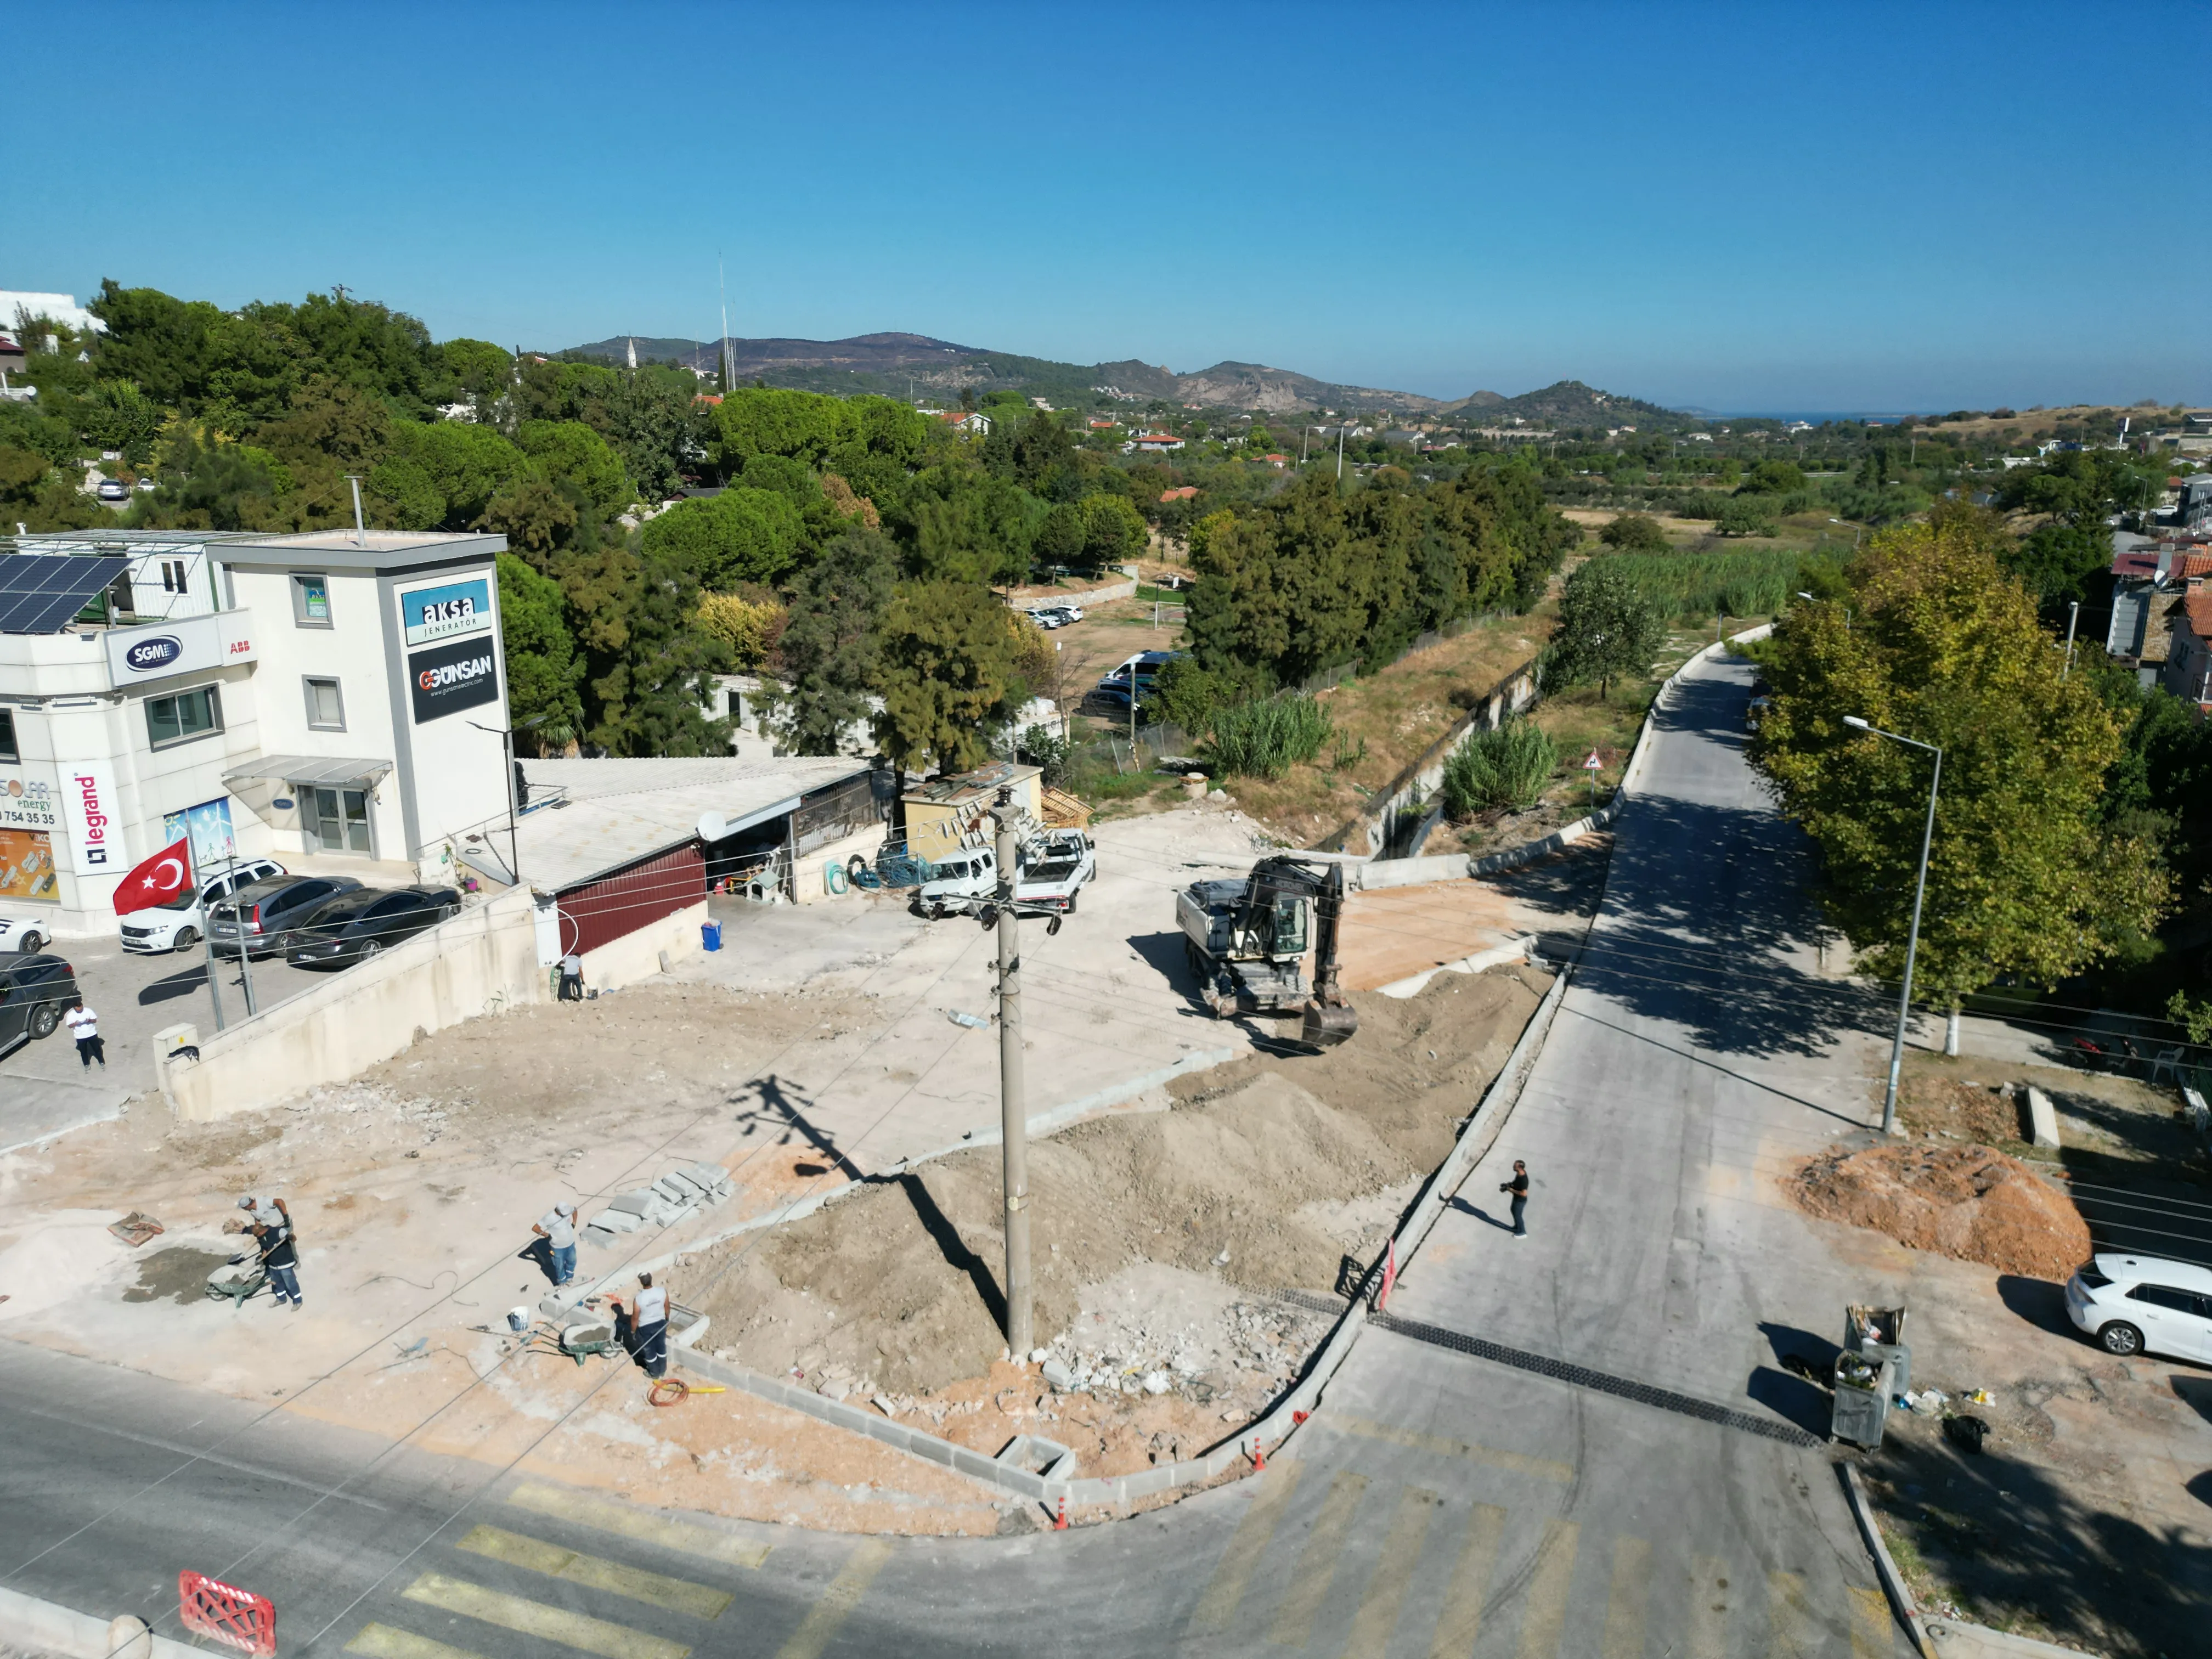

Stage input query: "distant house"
[
  {"left": 2109, "top": 542, "right": 2212, "bottom": 688},
  {"left": 2163, "top": 588, "right": 2212, "bottom": 707},
  {"left": 1029, "top": 397, "right": 1053, "bottom": 411},
  {"left": 1263, "top": 453, "right": 1289, "bottom": 468},
  {"left": 1088, "top": 418, "right": 1118, "bottom": 430},
  {"left": 1158, "top": 486, "right": 1199, "bottom": 503},
  {"left": 936, "top": 411, "right": 991, "bottom": 435},
  {"left": 1133, "top": 432, "right": 1184, "bottom": 452}
]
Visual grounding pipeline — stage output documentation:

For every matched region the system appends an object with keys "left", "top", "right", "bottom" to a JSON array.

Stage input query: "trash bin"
[
  {"left": 701, "top": 919, "right": 723, "bottom": 952},
  {"left": 1831, "top": 1351, "right": 1894, "bottom": 1448},
  {"left": 1844, "top": 1304, "right": 1911, "bottom": 1398}
]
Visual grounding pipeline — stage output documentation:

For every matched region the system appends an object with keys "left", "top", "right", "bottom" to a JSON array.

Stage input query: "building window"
[
  {"left": 291, "top": 574, "right": 332, "bottom": 628},
  {"left": 303, "top": 676, "right": 346, "bottom": 731},
  {"left": 145, "top": 685, "right": 223, "bottom": 750},
  {"left": 0, "top": 708, "right": 15, "bottom": 764}
]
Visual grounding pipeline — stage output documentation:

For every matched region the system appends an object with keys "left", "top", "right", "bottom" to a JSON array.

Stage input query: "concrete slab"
[{"left": 0, "top": 1074, "right": 131, "bottom": 1156}]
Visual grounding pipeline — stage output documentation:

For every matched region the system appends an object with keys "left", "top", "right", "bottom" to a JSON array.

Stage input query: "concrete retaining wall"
[
  {"left": 581, "top": 899, "right": 708, "bottom": 991},
  {"left": 1323, "top": 659, "right": 1541, "bottom": 857},
  {"left": 159, "top": 885, "right": 547, "bottom": 1122},
  {"left": 0, "top": 1585, "right": 198, "bottom": 1658},
  {"left": 1011, "top": 580, "right": 1137, "bottom": 613}
]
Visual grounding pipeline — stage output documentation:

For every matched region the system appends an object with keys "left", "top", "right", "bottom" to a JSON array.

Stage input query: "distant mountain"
[{"left": 560, "top": 333, "right": 1684, "bottom": 425}]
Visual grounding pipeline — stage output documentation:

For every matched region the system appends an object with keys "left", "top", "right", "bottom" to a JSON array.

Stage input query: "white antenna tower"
[
  {"left": 717, "top": 257, "right": 734, "bottom": 392},
  {"left": 625, "top": 336, "right": 637, "bottom": 371}
]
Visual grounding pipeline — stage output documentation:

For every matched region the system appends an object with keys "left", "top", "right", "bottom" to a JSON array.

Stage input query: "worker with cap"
[
  {"left": 237, "top": 1193, "right": 291, "bottom": 1237},
  {"left": 617, "top": 1271, "right": 670, "bottom": 1378},
  {"left": 532, "top": 1201, "right": 579, "bottom": 1289}
]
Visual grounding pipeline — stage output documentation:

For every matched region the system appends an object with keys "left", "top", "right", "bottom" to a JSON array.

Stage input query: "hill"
[{"left": 560, "top": 333, "right": 1683, "bottom": 424}]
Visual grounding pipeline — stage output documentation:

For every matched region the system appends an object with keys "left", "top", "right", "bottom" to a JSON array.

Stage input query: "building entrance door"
[{"left": 309, "top": 787, "right": 372, "bottom": 854}]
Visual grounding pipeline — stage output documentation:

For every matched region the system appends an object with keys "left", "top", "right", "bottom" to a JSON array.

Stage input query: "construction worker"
[
  {"left": 617, "top": 1272, "right": 670, "bottom": 1378},
  {"left": 532, "top": 1201, "right": 579, "bottom": 1288},
  {"left": 254, "top": 1219, "right": 302, "bottom": 1310}
]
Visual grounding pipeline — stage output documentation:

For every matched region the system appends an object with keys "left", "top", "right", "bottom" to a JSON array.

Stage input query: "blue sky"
[{"left": 11, "top": 2, "right": 2208, "bottom": 410}]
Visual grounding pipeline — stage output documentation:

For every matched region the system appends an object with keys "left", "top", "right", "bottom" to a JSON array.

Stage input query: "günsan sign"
[
  {"left": 408, "top": 634, "right": 500, "bottom": 724},
  {"left": 102, "top": 612, "right": 256, "bottom": 683}
]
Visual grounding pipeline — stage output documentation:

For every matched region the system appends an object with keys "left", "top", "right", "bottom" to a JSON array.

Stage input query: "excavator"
[{"left": 1176, "top": 854, "right": 1359, "bottom": 1048}]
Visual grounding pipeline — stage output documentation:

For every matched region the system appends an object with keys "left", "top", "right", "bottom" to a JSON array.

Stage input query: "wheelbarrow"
[
  {"left": 546, "top": 1319, "right": 619, "bottom": 1366},
  {"left": 205, "top": 1257, "right": 267, "bottom": 1308}
]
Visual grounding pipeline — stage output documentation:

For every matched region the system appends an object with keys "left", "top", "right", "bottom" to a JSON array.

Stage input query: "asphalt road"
[{"left": 0, "top": 648, "right": 1910, "bottom": 1656}]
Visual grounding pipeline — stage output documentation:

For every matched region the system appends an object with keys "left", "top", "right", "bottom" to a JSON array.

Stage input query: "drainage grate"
[{"left": 1369, "top": 1312, "right": 1822, "bottom": 1449}]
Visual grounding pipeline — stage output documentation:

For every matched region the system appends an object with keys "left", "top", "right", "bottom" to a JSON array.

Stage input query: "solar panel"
[{"left": 0, "top": 554, "right": 129, "bottom": 634}]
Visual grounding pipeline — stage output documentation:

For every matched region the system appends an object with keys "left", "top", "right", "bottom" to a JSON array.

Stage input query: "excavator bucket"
[{"left": 1300, "top": 996, "right": 1358, "bottom": 1049}]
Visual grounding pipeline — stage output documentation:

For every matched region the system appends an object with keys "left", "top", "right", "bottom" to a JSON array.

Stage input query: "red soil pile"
[{"left": 1790, "top": 1143, "right": 2090, "bottom": 1279}]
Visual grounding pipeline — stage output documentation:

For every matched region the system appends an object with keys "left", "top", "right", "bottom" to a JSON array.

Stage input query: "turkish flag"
[{"left": 113, "top": 836, "right": 194, "bottom": 915}]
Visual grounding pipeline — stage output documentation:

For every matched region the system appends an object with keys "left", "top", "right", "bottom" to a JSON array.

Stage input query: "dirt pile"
[
  {"left": 687, "top": 964, "right": 1547, "bottom": 1469},
  {"left": 1790, "top": 1143, "right": 2090, "bottom": 1278}
]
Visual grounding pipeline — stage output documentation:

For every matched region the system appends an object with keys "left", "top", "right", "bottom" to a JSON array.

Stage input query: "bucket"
[
  {"left": 701, "top": 920, "right": 723, "bottom": 952},
  {"left": 506, "top": 1306, "right": 531, "bottom": 1332}
]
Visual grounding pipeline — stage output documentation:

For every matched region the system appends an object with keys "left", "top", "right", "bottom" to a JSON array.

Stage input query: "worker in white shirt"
[
  {"left": 619, "top": 1272, "right": 670, "bottom": 1378},
  {"left": 63, "top": 999, "right": 103, "bottom": 1069},
  {"left": 532, "top": 1201, "right": 578, "bottom": 1288}
]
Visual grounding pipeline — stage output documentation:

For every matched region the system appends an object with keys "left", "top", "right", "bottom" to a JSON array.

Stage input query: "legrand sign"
[
  {"left": 103, "top": 611, "right": 256, "bottom": 683},
  {"left": 57, "top": 758, "right": 122, "bottom": 876},
  {"left": 397, "top": 577, "right": 493, "bottom": 649}
]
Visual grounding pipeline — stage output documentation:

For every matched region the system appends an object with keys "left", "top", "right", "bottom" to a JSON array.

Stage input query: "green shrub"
[
  {"left": 1589, "top": 549, "right": 1848, "bottom": 618},
  {"left": 1600, "top": 512, "right": 1669, "bottom": 552},
  {"left": 1206, "top": 693, "right": 1333, "bottom": 778},
  {"left": 1442, "top": 719, "right": 1558, "bottom": 816}
]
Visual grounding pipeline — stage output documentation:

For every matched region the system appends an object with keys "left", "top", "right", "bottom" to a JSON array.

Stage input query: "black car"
[
  {"left": 0, "top": 952, "right": 79, "bottom": 1059},
  {"left": 207, "top": 874, "right": 364, "bottom": 960},
  {"left": 285, "top": 887, "right": 461, "bottom": 968}
]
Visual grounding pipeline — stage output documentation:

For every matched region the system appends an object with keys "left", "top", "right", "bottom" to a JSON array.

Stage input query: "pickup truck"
[{"left": 915, "top": 830, "right": 1097, "bottom": 918}]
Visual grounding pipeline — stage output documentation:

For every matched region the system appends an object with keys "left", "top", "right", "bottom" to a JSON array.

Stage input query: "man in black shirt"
[
  {"left": 1500, "top": 1160, "right": 1530, "bottom": 1238},
  {"left": 254, "top": 1219, "right": 302, "bottom": 1310}
]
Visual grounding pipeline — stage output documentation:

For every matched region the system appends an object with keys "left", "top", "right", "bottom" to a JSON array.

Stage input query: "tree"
[
  {"left": 495, "top": 553, "right": 584, "bottom": 752},
  {"left": 873, "top": 579, "right": 1023, "bottom": 772},
  {"left": 1745, "top": 460, "right": 1807, "bottom": 495},
  {"left": 1545, "top": 560, "right": 1662, "bottom": 699},
  {"left": 516, "top": 420, "right": 633, "bottom": 516},
  {"left": 81, "top": 380, "right": 164, "bottom": 462},
  {"left": 772, "top": 529, "right": 898, "bottom": 755},
  {"left": 568, "top": 541, "right": 732, "bottom": 757},
  {"left": 477, "top": 476, "right": 580, "bottom": 565},
  {"left": 370, "top": 418, "right": 527, "bottom": 529},
  {"left": 1753, "top": 516, "right": 2168, "bottom": 1024},
  {"left": 1081, "top": 493, "right": 1148, "bottom": 569},
  {"left": 695, "top": 590, "right": 787, "bottom": 669},
  {"left": 639, "top": 487, "right": 804, "bottom": 586},
  {"left": 899, "top": 467, "right": 1040, "bottom": 585},
  {"left": 1600, "top": 511, "right": 1669, "bottom": 552},
  {"left": 1714, "top": 496, "right": 1780, "bottom": 538}
]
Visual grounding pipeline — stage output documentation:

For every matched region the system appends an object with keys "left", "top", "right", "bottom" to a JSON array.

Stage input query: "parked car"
[
  {"left": 96, "top": 479, "right": 129, "bottom": 502},
  {"left": 284, "top": 885, "right": 461, "bottom": 968},
  {"left": 2066, "top": 1253, "right": 2212, "bottom": 1359},
  {"left": 0, "top": 913, "right": 55, "bottom": 956},
  {"left": 207, "top": 874, "right": 364, "bottom": 960},
  {"left": 119, "top": 858, "right": 286, "bottom": 954},
  {"left": 914, "top": 830, "right": 1096, "bottom": 917},
  {"left": 1029, "top": 605, "right": 1084, "bottom": 629},
  {"left": 0, "top": 951, "right": 79, "bottom": 1060}
]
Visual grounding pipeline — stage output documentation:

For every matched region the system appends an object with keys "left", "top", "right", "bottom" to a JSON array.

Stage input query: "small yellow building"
[{"left": 901, "top": 762, "right": 1043, "bottom": 861}]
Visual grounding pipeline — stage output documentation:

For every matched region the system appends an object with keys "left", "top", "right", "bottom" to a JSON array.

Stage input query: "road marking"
[
  {"left": 1516, "top": 1518, "right": 1578, "bottom": 1658},
  {"left": 400, "top": 1571, "right": 688, "bottom": 1659},
  {"left": 1425, "top": 1501, "right": 1504, "bottom": 1659},
  {"left": 1601, "top": 1536, "right": 1651, "bottom": 1658},
  {"left": 1271, "top": 1471, "right": 1368, "bottom": 1645},
  {"left": 774, "top": 1537, "right": 894, "bottom": 1659},
  {"left": 507, "top": 1481, "right": 770, "bottom": 1569},
  {"left": 1768, "top": 1570, "right": 1813, "bottom": 1657},
  {"left": 1188, "top": 1461, "right": 1305, "bottom": 1633},
  {"left": 457, "top": 1523, "right": 732, "bottom": 1619},
  {"left": 1341, "top": 1486, "right": 1439, "bottom": 1657},
  {"left": 345, "top": 1626, "right": 486, "bottom": 1659},
  {"left": 1329, "top": 1415, "right": 1574, "bottom": 1484},
  {"left": 1850, "top": 1585, "right": 1898, "bottom": 1657},
  {"left": 1686, "top": 1555, "right": 1729, "bottom": 1658}
]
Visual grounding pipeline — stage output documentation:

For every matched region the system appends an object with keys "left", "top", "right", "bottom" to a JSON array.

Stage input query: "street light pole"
[
  {"left": 2062, "top": 601, "right": 2080, "bottom": 679},
  {"left": 1844, "top": 715, "right": 1942, "bottom": 1135}
]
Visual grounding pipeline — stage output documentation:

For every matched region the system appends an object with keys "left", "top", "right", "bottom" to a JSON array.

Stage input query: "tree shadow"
[
  {"left": 1995, "top": 1274, "right": 2076, "bottom": 1339},
  {"left": 898, "top": 1172, "right": 1005, "bottom": 1330},
  {"left": 1864, "top": 1424, "right": 2212, "bottom": 1654},
  {"left": 1487, "top": 836, "right": 1613, "bottom": 920}
]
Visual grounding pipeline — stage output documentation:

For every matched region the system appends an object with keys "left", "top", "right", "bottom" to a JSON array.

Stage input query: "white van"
[
  {"left": 915, "top": 830, "right": 1096, "bottom": 918},
  {"left": 120, "top": 858, "right": 286, "bottom": 954}
]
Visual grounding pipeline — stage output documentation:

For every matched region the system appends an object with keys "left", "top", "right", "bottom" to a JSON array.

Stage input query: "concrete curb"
[
  {"left": 1840, "top": 1461, "right": 1932, "bottom": 1656},
  {"left": 668, "top": 960, "right": 1572, "bottom": 1511},
  {"left": 0, "top": 1586, "right": 198, "bottom": 1659},
  {"left": 1376, "top": 941, "right": 1528, "bottom": 1001}
]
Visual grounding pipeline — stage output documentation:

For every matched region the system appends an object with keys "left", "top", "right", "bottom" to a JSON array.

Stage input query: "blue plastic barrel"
[{"left": 701, "top": 919, "right": 723, "bottom": 952}]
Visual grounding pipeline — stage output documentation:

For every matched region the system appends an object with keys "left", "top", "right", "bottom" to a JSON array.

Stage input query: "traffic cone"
[
  {"left": 1251, "top": 1440, "right": 1267, "bottom": 1471},
  {"left": 1054, "top": 1496, "right": 1068, "bottom": 1531}
]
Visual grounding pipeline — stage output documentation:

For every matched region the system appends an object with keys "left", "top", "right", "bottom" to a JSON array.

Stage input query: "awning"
[{"left": 222, "top": 754, "right": 394, "bottom": 790}]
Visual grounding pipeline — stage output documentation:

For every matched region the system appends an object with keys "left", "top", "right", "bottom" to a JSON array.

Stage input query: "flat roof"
[
  {"left": 904, "top": 760, "right": 1041, "bottom": 808},
  {"left": 513, "top": 754, "right": 871, "bottom": 893},
  {"left": 217, "top": 529, "right": 507, "bottom": 574}
]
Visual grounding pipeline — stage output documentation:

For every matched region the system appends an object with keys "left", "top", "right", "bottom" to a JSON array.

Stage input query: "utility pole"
[
  {"left": 992, "top": 792, "right": 1033, "bottom": 1358},
  {"left": 2062, "top": 600, "right": 2080, "bottom": 679},
  {"left": 1336, "top": 421, "right": 1346, "bottom": 480}
]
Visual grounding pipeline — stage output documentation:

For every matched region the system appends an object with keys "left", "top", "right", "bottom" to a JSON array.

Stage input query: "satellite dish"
[{"left": 697, "top": 810, "right": 728, "bottom": 843}]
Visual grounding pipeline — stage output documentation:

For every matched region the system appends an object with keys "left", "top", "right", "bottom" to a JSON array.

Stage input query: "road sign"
[{"left": 1583, "top": 751, "right": 1601, "bottom": 771}]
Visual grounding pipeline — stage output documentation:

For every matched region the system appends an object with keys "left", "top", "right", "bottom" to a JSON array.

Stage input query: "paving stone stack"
[{"left": 580, "top": 1161, "right": 735, "bottom": 1246}]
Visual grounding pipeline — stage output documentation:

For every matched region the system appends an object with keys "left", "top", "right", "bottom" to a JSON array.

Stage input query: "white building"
[{"left": 0, "top": 528, "right": 513, "bottom": 938}]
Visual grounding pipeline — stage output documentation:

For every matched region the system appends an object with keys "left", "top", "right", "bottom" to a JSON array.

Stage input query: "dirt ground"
[
  {"left": 1790, "top": 1143, "right": 2091, "bottom": 1280},
  {"left": 687, "top": 964, "right": 1549, "bottom": 1481}
]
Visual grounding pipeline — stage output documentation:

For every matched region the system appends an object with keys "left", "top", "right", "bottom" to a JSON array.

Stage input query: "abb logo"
[{"left": 229, "top": 637, "right": 253, "bottom": 654}]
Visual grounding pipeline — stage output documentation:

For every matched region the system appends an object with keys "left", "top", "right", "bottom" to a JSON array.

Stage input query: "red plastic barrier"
[{"left": 178, "top": 1570, "right": 276, "bottom": 1656}]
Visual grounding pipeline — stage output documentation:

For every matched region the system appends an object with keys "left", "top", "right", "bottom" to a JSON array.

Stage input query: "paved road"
[{"left": 0, "top": 649, "right": 1909, "bottom": 1655}]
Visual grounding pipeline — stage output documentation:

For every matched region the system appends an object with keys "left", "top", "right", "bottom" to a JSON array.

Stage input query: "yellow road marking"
[
  {"left": 1342, "top": 1486, "right": 1440, "bottom": 1658},
  {"left": 1686, "top": 1555, "right": 1730, "bottom": 1659},
  {"left": 1187, "top": 1460, "right": 1306, "bottom": 1633},
  {"left": 1768, "top": 1570, "right": 1813, "bottom": 1657},
  {"left": 1516, "top": 1518, "right": 1578, "bottom": 1658},
  {"left": 1601, "top": 1536, "right": 1651, "bottom": 1658},
  {"left": 345, "top": 1626, "right": 487, "bottom": 1659},
  {"left": 1271, "top": 1471, "right": 1369, "bottom": 1645},
  {"left": 1851, "top": 1585, "right": 1900, "bottom": 1658},
  {"left": 1425, "top": 1501, "right": 1504, "bottom": 1659},
  {"left": 1330, "top": 1415, "right": 1573, "bottom": 1484},
  {"left": 774, "top": 1538, "right": 894, "bottom": 1659},
  {"left": 457, "top": 1524, "right": 731, "bottom": 1620},
  {"left": 400, "top": 1571, "right": 688, "bottom": 1659},
  {"left": 507, "top": 1482, "right": 770, "bottom": 1570}
]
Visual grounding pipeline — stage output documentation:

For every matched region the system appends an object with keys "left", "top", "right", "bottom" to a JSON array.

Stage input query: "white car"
[
  {"left": 2065, "top": 1252, "right": 2212, "bottom": 1360},
  {"left": 915, "top": 830, "right": 1096, "bottom": 917},
  {"left": 119, "top": 858, "right": 286, "bottom": 953},
  {"left": 0, "top": 913, "right": 55, "bottom": 955}
]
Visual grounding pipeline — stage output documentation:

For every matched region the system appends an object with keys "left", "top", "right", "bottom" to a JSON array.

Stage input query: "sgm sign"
[
  {"left": 408, "top": 634, "right": 500, "bottom": 724},
  {"left": 103, "top": 613, "right": 256, "bottom": 682}
]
